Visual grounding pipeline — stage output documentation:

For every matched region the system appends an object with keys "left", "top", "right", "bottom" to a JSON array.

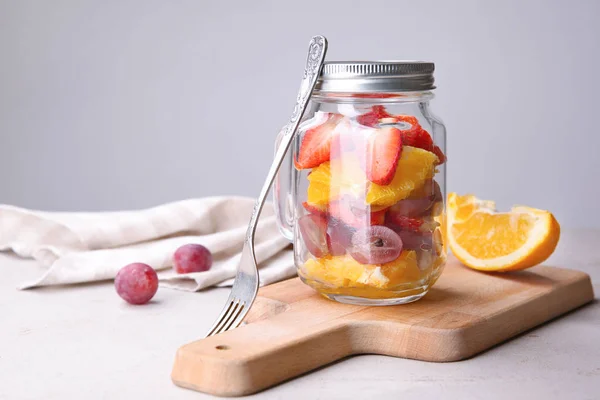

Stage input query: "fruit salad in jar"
[{"left": 294, "top": 105, "right": 446, "bottom": 305}]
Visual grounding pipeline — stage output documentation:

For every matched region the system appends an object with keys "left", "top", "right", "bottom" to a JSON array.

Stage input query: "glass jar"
[{"left": 274, "top": 61, "right": 446, "bottom": 305}]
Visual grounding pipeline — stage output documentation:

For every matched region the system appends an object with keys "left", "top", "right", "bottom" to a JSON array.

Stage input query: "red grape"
[
  {"left": 388, "top": 197, "right": 432, "bottom": 218},
  {"left": 416, "top": 245, "right": 435, "bottom": 270},
  {"left": 326, "top": 220, "right": 355, "bottom": 256},
  {"left": 173, "top": 244, "right": 213, "bottom": 274},
  {"left": 329, "top": 197, "right": 386, "bottom": 227},
  {"left": 387, "top": 179, "right": 443, "bottom": 218},
  {"left": 416, "top": 229, "right": 444, "bottom": 270},
  {"left": 395, "top": 229, "right": 433, "bottom": 251},
  {"left": 431, "top": 180, "right": 443, "bottom": 204},
  {"left": 299, "top": 214, "right": 329, "bottom": 257},
  {"left": 115, "top": 263, "right": 158, "bottom": 305},
  {"left": 326, "top": 236, "right": 345, "bottom": 256},
  {"left": 349, "top": 226, "right": 403, "bottom": 265}
]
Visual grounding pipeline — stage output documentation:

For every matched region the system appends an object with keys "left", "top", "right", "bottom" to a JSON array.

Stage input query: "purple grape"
[
  {"left": 416, "top": 239, "right": 441, "bottom": 270},
  {"left": 419, "top": 179, "right": 438, "bottom": 199},
  {"left": 430, "top": 179, "right": 443, "bottom": 204},
  {"left": 173, "top": 244, "right": 213, "bottom": 274},
  {"left": 415, "top": 229, "right": 444, "bottom": 270},
  {"left": 326, "top": 233, "right": 346, "bottom": 256},
  {"left": 115, "top": 263, "right": 158, "bottom": 305},
  {"left": 326, "top": 219, "right": 355, "bottom": 256},
  {"left": 388, "top": 180, "right": 443, "bottom": 218},
  {"left": 388, "top": 197, "right": 433, "bottom": 218},
  {"left": 299, "top": 214, "right": 329, "bottom": 258},
  {"left": 395, "top": 229, "right": 433, "bottom": 251},
  {"left": 426, "top": 180, "right": 443, "bottom": 216},
  {"left": 349, "top": 226, "right": 403, "bottom": 265},
  {"left": 416, "top": 245, "right": 435, "bottom": 270}
]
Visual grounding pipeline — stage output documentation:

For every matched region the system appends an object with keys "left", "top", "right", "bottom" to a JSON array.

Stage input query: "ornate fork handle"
[
  {"left": 244, "top": 35, "right": 328, "bottom": 245},
  {"left": 204, "top": 36, "right": 328, "bottom": 338}
]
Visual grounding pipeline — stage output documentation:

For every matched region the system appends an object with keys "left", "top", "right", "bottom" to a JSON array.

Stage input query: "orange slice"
[
  {"left": 306, "top": 146, "right": 438, "bottom": 208},
  {"left": 366, "top": 146, "right": 438, "bottom": 207},
  {"left": 302, "top": 251, "right": 422, "bottom": 289},
  {"left": 447, "top": 193, "right": 560, "bottom": 272},
  {"left": 306, "top": 154, "right": 368, "bottom": 207}
]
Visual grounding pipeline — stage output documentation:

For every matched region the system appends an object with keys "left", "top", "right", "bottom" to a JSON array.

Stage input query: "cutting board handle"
[{"left": 171, "top": 314, "right": 354, "bottom": 397}]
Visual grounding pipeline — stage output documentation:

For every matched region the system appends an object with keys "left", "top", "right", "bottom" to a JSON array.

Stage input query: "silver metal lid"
[{"left": 314, "top": 61, "right": 435, "bottom": 93}]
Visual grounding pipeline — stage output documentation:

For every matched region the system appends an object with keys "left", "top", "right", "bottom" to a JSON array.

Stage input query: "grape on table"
[{"left": 114, "top": 263, "right": 159, "bottom": 305}]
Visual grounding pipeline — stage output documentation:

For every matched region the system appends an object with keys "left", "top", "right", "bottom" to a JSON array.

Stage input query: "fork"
[{"left": 205, "top": 35, "right": 328, "bottom": 337}]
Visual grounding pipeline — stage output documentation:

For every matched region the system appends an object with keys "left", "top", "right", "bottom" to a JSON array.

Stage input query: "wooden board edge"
[{"left": 419, "top": 273, "right": 595, "bottom": 362}]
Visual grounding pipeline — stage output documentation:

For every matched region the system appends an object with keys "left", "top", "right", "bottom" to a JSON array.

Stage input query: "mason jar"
[{"left": 274, "top": 61, "right": 446, "bottom": 305}]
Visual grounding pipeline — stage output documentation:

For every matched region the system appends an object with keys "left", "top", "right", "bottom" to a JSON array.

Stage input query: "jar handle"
[{"left": 273, "top": 125, "right": 295, "bottom": 242}]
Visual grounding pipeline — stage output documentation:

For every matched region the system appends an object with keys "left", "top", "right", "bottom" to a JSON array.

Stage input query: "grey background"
[{"left": 1, "top": 0, "right": 599, "bottom": 228}]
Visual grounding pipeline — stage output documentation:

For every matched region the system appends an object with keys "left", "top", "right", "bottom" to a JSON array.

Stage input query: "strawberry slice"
[
  {"left": 357, "top": 108, "right": 441, "bottom": 166},
  {"left": 396, "top": 122, "right": 444, "bottom": 164},
  {"left": 386, "top": 214, "right": 424, "bottom": 231},
  {"left": 395, "top": 115, "right": 420, "bottom": 127},
  {"left": 366, "top": 126, "right": 402, "bottom": 185},
  {"left": 370, "top": 209, "right": 387, "bottom": 226},
  {"left": 380, "top": 113, "right": 436, "bottom": 153},
  {"left": 401, "top": 127, "right": 434, "bottom": 151},
  {"left": 385, "top": 212, "right": 439, "bottom": 233},
  {"left": 295, "top": 114, "right": 342, "bottom": 169},
  {"left": 386, "top": 115, "right": 430, "bottom": 151},
  {"left": 302, "top": 201, "right": 328, "bottom": 218},
  {"left": 432, "top": 145, "right": 446, "bottom": 165},
  {"left": 357, "top": 105, "right": 393, "bottom": 127}
]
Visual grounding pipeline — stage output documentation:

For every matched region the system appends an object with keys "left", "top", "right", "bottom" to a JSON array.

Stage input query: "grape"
[
  {"left": 419, "top": 179, "right": 435, "bottom": 198},
  {"left": 416, "top": 245, "right": 435, "bottom": 271},
  {"left": 329, "top": 198, "right": 386, "bottom": 227},
  {"left": 415, "top": 229, "right": 444, "bottom": 270},
  {"left": 387, "top": 180, "right": 443, "bottom": 219},
  {"left": 299, "top": 214, "right": 329, "bottom": 257},
  {"left": 115, "top": 263, "right": 158, "bottom": 305},
  {"left": 431, "top": 180, "right": 443, "bottom": 204},
  {"left": 326, "top": 234, "right": 346, "bottom": 256},
  {"left": 424, "top": 179, "right": 443, "bottom": 216},
  {"left": 395, "top": 229, "right": 433, "bottom": 251},
  {"left": 388, "top": 197, "right": 432, "bottom": 218},
  {"left": 326, "top": 219, "right": 355, "bottom": 256},
  {"left": 349, "top": 226, "right": 403, "bottom": 265},
  {"left": 173, "top": 244, "right": 213, "bottom": 274}
]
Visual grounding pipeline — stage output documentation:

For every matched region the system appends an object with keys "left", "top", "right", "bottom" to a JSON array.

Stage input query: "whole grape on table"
[
  {"left": 173, "top": 244, "right": 213, "bottom": 274},
  {"left": 114, "top": 244, "right": 214, "bottom": 306},
  {"left": 114, "top": 263, "right": 159, "bottom": 305}
]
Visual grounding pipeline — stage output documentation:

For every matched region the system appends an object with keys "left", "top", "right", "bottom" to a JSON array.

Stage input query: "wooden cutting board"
[{"left": 171, "top": 257, "right": 594, "bottom": 397}]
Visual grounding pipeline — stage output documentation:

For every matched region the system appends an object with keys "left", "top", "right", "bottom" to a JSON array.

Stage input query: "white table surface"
[{"left": 1, "top": 229, "right": 599, "bottom": 400}]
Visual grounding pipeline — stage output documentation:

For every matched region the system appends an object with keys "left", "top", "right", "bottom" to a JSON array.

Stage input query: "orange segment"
[
  {"left": 380, "top": 250, "right": 423, "bottom": 285},
  {"left": 302, "top": 251, "right": 423, "bottom": 290},
  {"left": 447, "top": 192, "right": 495, "bottom": 222},
  {"left": 366, "top": 146, "right": 438, "bottom": 207},
  {"left": 303, "top": 254, "right": 368, "bottom": 288},
  {"left": 306, "top": 146, "right": 438, "bottom": 209},
  {"left": 447, "top": 193, "right": 560, "bottom": 272},
  {"left": 306, "top": 154, "right": 369, "bottom": 207},
  {"left": 306, "top": 162, "right": 332, "bottom": 207}
]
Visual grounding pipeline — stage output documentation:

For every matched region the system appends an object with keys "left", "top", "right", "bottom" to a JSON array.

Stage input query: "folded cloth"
[{"left": 0, "top": 197, "right": 296, "bottom": 291}]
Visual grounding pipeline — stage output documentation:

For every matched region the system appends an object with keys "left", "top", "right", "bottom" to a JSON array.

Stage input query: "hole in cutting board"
[{"left": 215, "top": 345, "right": 230, "bottom": 350}]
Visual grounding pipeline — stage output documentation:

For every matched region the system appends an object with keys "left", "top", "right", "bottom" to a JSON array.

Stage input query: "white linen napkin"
[{"left": 0, "top": 196, "right": 296, "bottom": 291}]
